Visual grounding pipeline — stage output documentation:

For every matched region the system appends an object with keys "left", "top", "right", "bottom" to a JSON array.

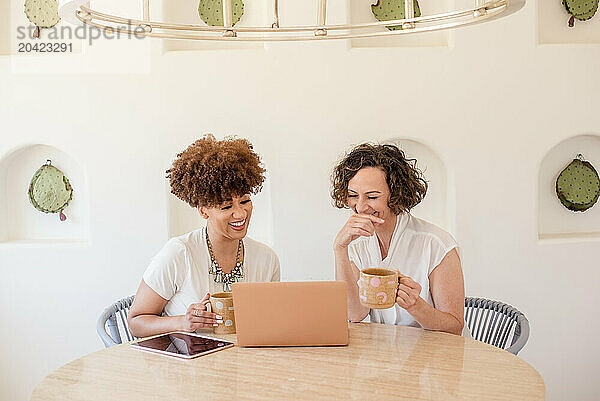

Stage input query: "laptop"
[{"left": 231, "top": 281, "right": 349, "bottom": 347}]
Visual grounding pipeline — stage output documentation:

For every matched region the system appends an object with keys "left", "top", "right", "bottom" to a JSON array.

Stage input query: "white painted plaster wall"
[{"left": 1, "top": 0, "right": 600, "bottom": 400}]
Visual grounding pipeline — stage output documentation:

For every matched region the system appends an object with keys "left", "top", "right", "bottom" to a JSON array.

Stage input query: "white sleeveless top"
[
  {"left": 143, "top": 227, "right": 280, "bottom": 317},
  {"left": 348, "top": 213, "right": 469, "bottom": 336}
]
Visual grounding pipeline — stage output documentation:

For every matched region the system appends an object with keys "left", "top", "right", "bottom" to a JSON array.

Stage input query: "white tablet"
[{"left": 131, "top": 332, "right": 234, "bottom": 359}]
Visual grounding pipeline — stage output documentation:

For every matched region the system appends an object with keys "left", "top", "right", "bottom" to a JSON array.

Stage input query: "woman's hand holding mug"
[
  {"left": 395, "top": 272, "right": 422, "bottom": 311},
  {"left": 180, "top": 293, "right": 223, "bottom": 332}
]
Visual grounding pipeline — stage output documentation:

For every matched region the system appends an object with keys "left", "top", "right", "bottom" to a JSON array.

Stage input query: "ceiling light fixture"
[{"left": 58, "top": 0, "right": 525, "bottom": 42}]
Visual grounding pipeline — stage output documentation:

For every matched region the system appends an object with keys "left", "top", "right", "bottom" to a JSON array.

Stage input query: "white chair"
[
  {"left": 97, "top": 295, "right": 136, "bottom": 347},
  {"left": 465, "top": 297, "right": 529, "bottom": 355}
]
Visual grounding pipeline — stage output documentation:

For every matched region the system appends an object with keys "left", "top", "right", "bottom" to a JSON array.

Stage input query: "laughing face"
[
  {"left": 199, "top": 194, "right": 253, "bottom": 240},
  {"left": 346, "top": 167, "right": 393, "bottom": 221}
]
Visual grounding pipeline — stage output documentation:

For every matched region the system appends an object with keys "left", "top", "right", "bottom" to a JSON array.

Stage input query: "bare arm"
[
  {"left": 127, "top": 280, "right": 221, "bottom": 338},
  {"left": 334, "top": 214, "right": 384, "bottom": 322},
  {"left": 334, "top": 246, "right": 369, "bottom": 322},
  {"left": 397, "top": 248, "right": 465, "bottom": 335}
]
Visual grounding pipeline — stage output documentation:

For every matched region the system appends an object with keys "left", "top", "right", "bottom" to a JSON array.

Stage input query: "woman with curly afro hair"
[
  {"left": 128, "top": 135, "right": 280, "bottom": 338},
  {"left": 331, "top": 143, "right": 468, "bottom": 336}
]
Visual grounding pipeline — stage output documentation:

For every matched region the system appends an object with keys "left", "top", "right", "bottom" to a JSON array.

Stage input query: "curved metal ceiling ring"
[
  {"left": 78, "top": 4, "right": 499, "bottom": 32},
  {"left": 62, "top": 0, "right": 525, "bottom": 42}
]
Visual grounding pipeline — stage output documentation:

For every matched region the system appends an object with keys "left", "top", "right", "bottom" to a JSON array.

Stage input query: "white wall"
[{"left": 1, "top": 0, "right": 600, "bottom": 400}]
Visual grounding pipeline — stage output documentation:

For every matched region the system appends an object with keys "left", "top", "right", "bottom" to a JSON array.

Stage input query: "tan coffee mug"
[
  {"left": 209, "top": 292, "right": 236, "bottom": 334},
  {"left": 358, "top": 268, "right": 399, "bottom": 309}
]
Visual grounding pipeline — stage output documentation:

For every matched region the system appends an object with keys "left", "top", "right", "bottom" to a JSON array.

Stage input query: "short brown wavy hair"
[
  {"left": 331, "top": 143, "right": 427, "bottom": 214},
  {"left": 166, "top": 135, "right": 266, "bottom": 208}
]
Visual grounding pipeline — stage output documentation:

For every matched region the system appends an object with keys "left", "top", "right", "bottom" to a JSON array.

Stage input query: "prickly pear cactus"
[
  {"left": 24, "top": 0, "right": 60, "bottom": 29},
  {"left": 198, "top": 0, "right": 244, "bottom": 27},
  {"left": 28, "top": 161, "right": 73, "bottom": 221},
  {"left": 556, "top": 156, "right": 600, "bottom": 212},
  {"left": 562, "top": 0, "right": 598, "bottom": 27},
  {"left": 371, "top": 0, "right": 421, "bottom": 31}
]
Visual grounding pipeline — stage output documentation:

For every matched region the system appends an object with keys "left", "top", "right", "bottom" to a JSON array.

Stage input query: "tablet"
[{"left": 131, "top": 332, "right": 234, "bottom": 359}]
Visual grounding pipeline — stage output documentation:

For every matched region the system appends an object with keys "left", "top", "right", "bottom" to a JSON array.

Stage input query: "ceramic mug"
[
  {"left": 358, "top": 268, "right": 399, "bottom": 309},
  {"left": 209, "top": 292, "right": 236, "bottom": 334}
]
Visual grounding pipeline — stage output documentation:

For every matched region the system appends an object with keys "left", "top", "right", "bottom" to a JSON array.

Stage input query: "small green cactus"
[
  {"left": 371, "top": 0, "right": 421, "bottom": 31},
  {"left": 28, "top": 161, "right": 73, "bottom": 221},
  {"left": 556, "top": 156, "right": 600, "bottom": 212},
  {"left": 198, "top": 0, "right": 244, "bottom": 27},
  {"left": 562, "top": 0, "right": 598, "bottom": 27},
  {"left": 24, "top": 0, "right": 60, "bottom": 29}
]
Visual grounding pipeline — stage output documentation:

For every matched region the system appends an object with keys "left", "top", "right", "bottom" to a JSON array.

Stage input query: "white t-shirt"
[
  {"left": 143, "top": 227, "right": 280, "bottom": 317},
  {"left": 348, "top": 213, "right": 469, "bottom": 336}
]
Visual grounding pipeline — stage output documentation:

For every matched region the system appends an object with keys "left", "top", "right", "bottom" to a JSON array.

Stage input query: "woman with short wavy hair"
[
  {"left": 128, "top": 135, "right": 280, "bottom": 338},
  {"left": 332, "top": 143, "right": 467, "bottom": 336}
]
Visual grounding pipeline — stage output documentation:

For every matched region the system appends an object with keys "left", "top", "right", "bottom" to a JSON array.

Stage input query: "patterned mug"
[
  {"left": 209, "top": 292, "right": 236, "bottom": 334},
  {"left": 358, "top": 268, "right": 399, "bottom": 309}
]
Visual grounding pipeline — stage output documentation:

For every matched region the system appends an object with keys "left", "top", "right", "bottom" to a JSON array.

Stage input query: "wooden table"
[{"left": 31, "top": 323, "right": 545, "bottom": 400}]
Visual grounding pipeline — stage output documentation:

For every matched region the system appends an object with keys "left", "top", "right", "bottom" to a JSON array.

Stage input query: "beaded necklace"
[{"left": 206, "top": 233, "right": 244, "bottom": 291}]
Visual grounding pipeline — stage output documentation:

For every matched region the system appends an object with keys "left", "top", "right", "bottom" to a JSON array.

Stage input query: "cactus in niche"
[
  {"left": 198, "top": 0, "right": 244, "bottom": 27},
  {"left": 24, "top": 0, "right": 60, "bottom": 38},
  {"left": 562, "top": 0, "right": 598, "bottom": 27},
  {"left": 371, "top": 0, "right": 421, "bottom": 31},
  {"left": 556, "top": 156, "right": 600, "bottom": 212},
  {"left": 28, "top": 161, "right": 73, "bottom": 221}
]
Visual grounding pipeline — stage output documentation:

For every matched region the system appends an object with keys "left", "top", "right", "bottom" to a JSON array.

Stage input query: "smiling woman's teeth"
[{"left": 230, "top": 219, "right": 246, "bottom": 229}]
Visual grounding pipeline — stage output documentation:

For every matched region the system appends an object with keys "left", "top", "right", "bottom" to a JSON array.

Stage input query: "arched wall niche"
[
  {"left": 538, "top": 134, "right": 600, "bottom": 241},
  {"left": 0, "top": 144, "right": 90, "bottom": 244},
  {"left": 386, "top": 138, "right": 455, "bottom": 234}
]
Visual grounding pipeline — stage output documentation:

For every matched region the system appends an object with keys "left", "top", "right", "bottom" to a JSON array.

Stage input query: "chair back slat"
[
  {"left": 484, "top": 309, "right": 501, "bottom": 344},
  {"left": 481, "top": 307, "right": 495, "bottom": 342},
  {"left": 106, "top": 315, "right": 122, "bottom": 345},
  {"left": 492, "top": 306, "right": 509, "bottom": 347},
  {"left": 500, "top": 317, "right": 516, "bottom": 349},
  {"left": 474, "top": 306, "right": 485, "bottom": 340},
  {"left": 476, "top": 306, "right": 492, "bottom": 341},
  {"left": 472, "top": 303, "right": 483, "bottom": 339},
  {"left": 510, "top": 319, "right": 522, "bottom": 348},
  {"left": 117, "top": 309, "right": 132, "bottom": 342},
  {"left": 123, "top": 308, "right": 134, "bottom": 342},
  {"left": 464, "top": 297, "right": 529, "bottom": 355},
  {"left": 465, "top": 301, "right": 475, "bottom": 329}
]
